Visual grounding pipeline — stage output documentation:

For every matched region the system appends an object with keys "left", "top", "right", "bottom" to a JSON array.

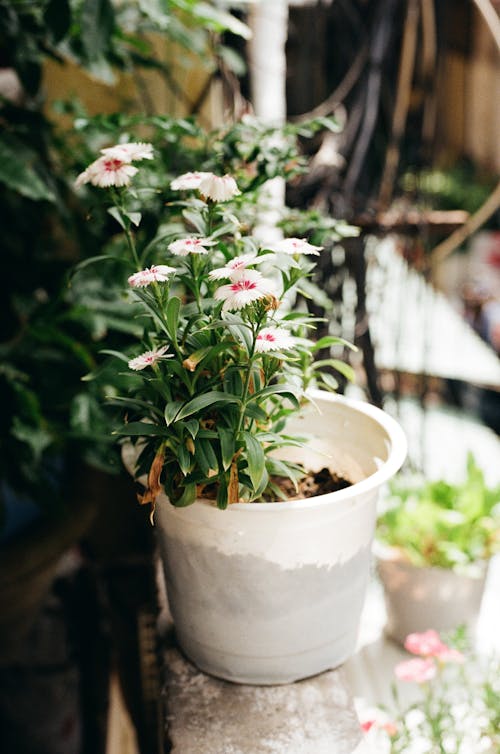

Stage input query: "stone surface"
[{"left": 163, "top": 641, "right": 366, "bottom": 754}]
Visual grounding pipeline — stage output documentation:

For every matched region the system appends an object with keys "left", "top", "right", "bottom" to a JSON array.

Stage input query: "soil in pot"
[{"left": 198, "top": 467, "right": 352, "bottom": 503}]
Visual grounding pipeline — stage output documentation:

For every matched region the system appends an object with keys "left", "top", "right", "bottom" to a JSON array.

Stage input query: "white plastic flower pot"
[
  {"left": 377, "top": 555, "right": 488, "bottom": 646},
  {"left": 155, "top": 391, "right": 407, "bottom": 684}
]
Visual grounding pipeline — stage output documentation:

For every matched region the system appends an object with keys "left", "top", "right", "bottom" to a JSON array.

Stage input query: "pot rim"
[
  {"left": 219, "top": 390, "right": 407, "bottom": 512},
  {"left": 373, "top": 542, "right": 489, "bottom": 578}
]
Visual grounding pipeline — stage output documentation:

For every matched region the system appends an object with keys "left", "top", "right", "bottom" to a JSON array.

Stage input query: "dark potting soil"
[
  {"left": 199, "top": 467, "right": 352, "bottom": 503},
  {"left": 273, "top": 467, "right": 352, "bottom": 501}
]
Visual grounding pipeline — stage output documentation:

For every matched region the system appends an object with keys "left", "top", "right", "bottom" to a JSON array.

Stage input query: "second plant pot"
[{"left": 377, "top": 555, "right": 489, "bottom": 645}]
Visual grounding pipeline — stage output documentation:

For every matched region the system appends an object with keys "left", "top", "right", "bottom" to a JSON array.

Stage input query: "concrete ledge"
[{"left": 163, "top": 643, "right": 367, "bottom": 754}]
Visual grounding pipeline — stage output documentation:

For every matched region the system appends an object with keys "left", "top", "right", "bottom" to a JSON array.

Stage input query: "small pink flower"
[
  {"left": 170, "top": 171, "right": 212, "bottom": 191},
  {"left": 100, "top": 142, "right": 154, "bottom": 162},
  {"left": 395, "top": 657, "right": 436, "bottom": 684},
  {"left": 198, "top": 173, "right": 240, "bottom": 202},
  {"left": 209, "top": 254, "right": 263, "bottom": 281},
  {"left": 404, "top": 631, "right": 464, "bottom": 663},
  {"left": 265, "top": 237, "right": 323, "bottom": 256},
  {"left": 168, "top": 238, "right": 213, "bottom": 256},
  {"left": 128, "top": 265, "right": 176, "bottom": 288},
  {"left": 255, "top": 326, "right": 294, "bottom": 353},
  {"left": 404, "top": 630, "right": 448, "bottom": 657},
  {"left": 128, "top": 345, "right": 170, "bottom": 371},
  {"left": 214, "top": 270, "right": 275, "bottom": 311},
  {"left": 75, "top": 155, "right": 138, "bottom": 188},
  {"left": 359, "top": 713, "right": 397, "bottom": 737}
]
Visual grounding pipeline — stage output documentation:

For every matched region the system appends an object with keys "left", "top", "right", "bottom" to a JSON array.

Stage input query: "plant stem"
[
  {"left": 110, "top": 189, "right": 141, "bottom": 270},
  {"left": 123, "top": 221, "right": 141, "bottom": 271},
  {"left": 235, "top": 318, "right": 262, "bottom": 436},
  {"left": 190, "top": 254, "right": 203, "bottom": 314}
]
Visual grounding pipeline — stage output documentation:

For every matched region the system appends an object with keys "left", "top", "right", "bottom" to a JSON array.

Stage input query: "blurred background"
[{"left": 1, "top": 1, "right": 499, "bottom": 752}]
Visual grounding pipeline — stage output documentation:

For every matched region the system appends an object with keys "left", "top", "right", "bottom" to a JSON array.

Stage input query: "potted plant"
[
  {"left": 375, "top": 454, "right": 500, "bottom": 645},
  {"left": 75, "top": 140, "right": 406, "bottom": 684}
]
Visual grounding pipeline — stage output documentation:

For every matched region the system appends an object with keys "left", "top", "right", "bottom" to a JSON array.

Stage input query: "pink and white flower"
[
  {"left": 100, "top": 142, "right": 154, "bottom": 162},
  {"left": 404, "top": 631, "right": 464, "bottom": 663},
  {"left": 214, "top": 270, "right": 275, "bottom": 311},
  {"left": 168, "top": 237, "right": 213, "bottom": 256},
  {"left": 170, "top": 171, "right": 212, "bottom": 191},
  {"left": 128, "top": 265, "right": 176, "bottom": 288},
  {"left": 128, "top": 345, "right": 170, "bottom": 371},
  {"left": 394, "top": 657, "right": 436, "bottom": 684},
  {"left": 198, "top": 173, "right": 240, "bottom": 202},
  {"left": 404, "top": 630, "right": 448, "bottom": 657},
  {"left": 209, "top": 253, "right": 263, "bottom": 281},
  {"left": 360, "top": 713, "right": 397, "bottom": 737},
  {"left": 75, "top": 156, "right": 138, "bottom": 188},
  {"left": 265, "top": 237, "right": 323, "bottom": 256},
  {"left": 255, "top": 326, "right": 294, "bottom": 353}
]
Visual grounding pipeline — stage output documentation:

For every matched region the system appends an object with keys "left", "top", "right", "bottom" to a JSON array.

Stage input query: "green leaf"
[
  {"left": 311, "top": 336, "right": 356, "bottom": 352},
  {"left": 242, "top": 432, "right": 265, "bottom": 490},
  {"left": 216, "top": 478, "right": 228, "bottom": 510},
  {"left": 126, "top": 211, "right": 142, "bottom": 227},
  {"left": 181, "top": 209, "right": 206, "bottom": 234},
  {"left": 166, "top": 297, "right": 181, "bottom": 341},
  {"left": 80, "top": 0, "right": 115, "bottom": 61},
  {"left": 314, "top": 359, "right": 355, "bottom": 382},
  {"left": 218, "top": 45, "right": 246, "bottom": 77},
  {"left": 247, "top": 384, "right": 300, "bottom": 406},
  {"left": 107, "top": 206, "right": 126, "bottom": 229},
  {"left": 329, "top": 359, "right": 356, "bottom": 382},
  {"left": 113, "top": 422, "right": 165, "bottom": 437},
  {"left": 243, "top": 403, "right": 268, "bottom": 422},
  {"left": 319, "top": 372, "right": 338, "bottom": 392},
  {"left": 99, "top": 349, "right": 131, "bottom": 363},
  {"left": 178, "top": 445, "right": 192, "bottom": 475},
  {"left": 73, "top": 254, "right": 124, "bottom": 274},
  {"left": 217, "top": 427, "right": 235, "bottom": 471},
  {"left": 195, "top": 438, "right": 218, "bottom": 475},
  {"left": 164, "top": 400, "right": 183, "bottom": 426},
  {"left": 0, "top": 134, "right": 56, "bottom": 202},
  {"left": 172, "top": 482, "right": 197, "bottom": 507},
  {"left": 184, "top": 419, "right": 199, "bottom": 439},
  {"left": 11, "top": 419, "right": 53, "bottom": 463},
  {"left": 192, "top": 3, "right": 252, "bottom": 39},
  {"left": 176, "top": 392, "right": 240, "bottom": 421}
]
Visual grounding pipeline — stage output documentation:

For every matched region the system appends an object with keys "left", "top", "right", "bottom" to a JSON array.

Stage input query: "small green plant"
[
  {"left": 376, "top": 454, "right": 500, "bottom": 570},
  {"left": 359, "top": 629, "right": 500, "bottom": 754}
]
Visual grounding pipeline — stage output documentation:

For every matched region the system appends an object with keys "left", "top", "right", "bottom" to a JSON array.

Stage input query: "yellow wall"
[{"left": 42, "top": 33, "right": 224, "bottom": 130}]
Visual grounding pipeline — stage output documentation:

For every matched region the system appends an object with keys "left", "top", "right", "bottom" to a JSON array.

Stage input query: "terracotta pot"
[
  {"left": 155, "top": 391, "right": 407, "bottom": 684},
  {"left": 377, "top": 555, "right": 488, "bottom": 645}
]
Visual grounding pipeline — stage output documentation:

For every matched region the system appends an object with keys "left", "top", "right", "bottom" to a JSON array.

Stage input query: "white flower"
[
  {"left": 214, "top": 270, "right": 275, "bottom": 311},
  {"left": 128, "top": 345, "right": 170, "bottom": 371},
  {"left": 100, "top": 142, "right": 154, "bottom": 162},
  {"left": 265, "top": 237, "right": 323, "bottom": 256},
  {"left": 168, "top": 237, "right": 213, "bottom": 256},
  {"left": 170, "top": 171, "right": 212, "bottom": 191},
  {"left": 255, "top": 326, "right": 294, "bottom": 353},
  {"left": 209, "top": 253, "right": 263, "bottom": 281},
  {"left": 128, "top": 265, "right": 176, "bottom": 288},
  {"left": 75, "top": 155, "right": 138, "bottom": 188},
  {"left": 198, "top": 173, "right": 240, "bottom": 202}
]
